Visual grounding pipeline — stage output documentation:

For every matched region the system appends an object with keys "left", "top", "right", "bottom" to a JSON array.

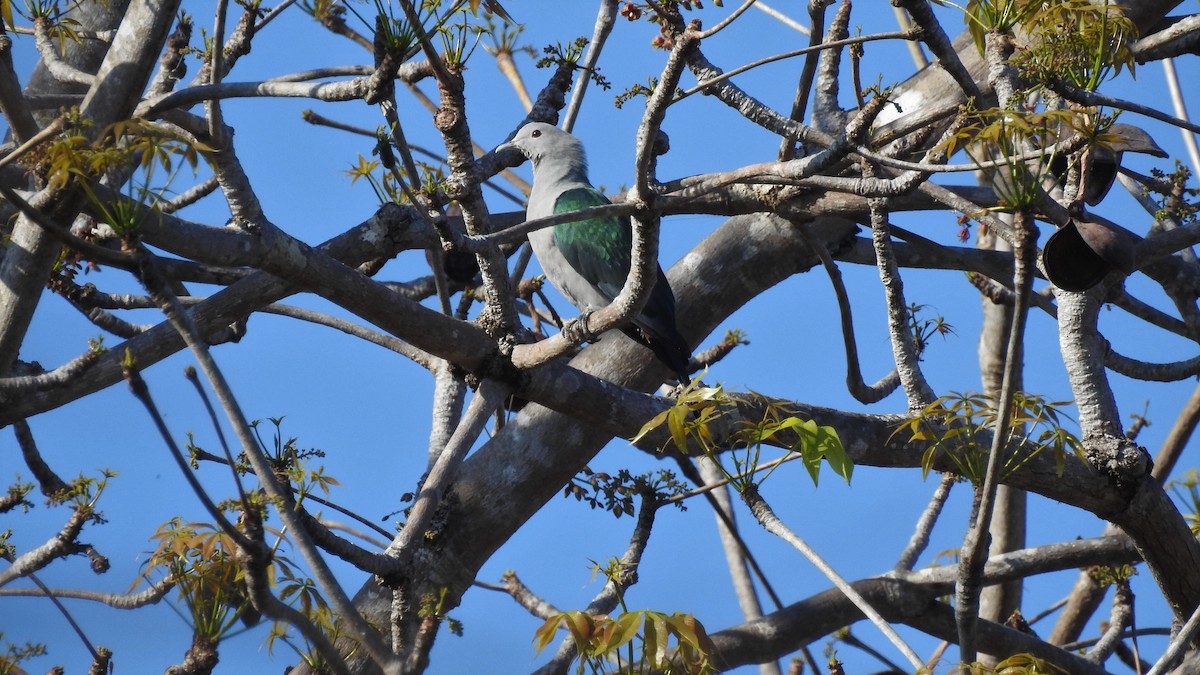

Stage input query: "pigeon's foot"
[{"left": 562, "top": 309, "right": 602, "bottom": 345}]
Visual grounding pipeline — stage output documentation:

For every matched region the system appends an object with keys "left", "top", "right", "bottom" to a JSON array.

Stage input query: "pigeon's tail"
[
  {"left": 626, "top": 265, "right": 692, "bottom": 384},
  {"left": 627, "top": 323, "right": 693, "bottom": 385}
]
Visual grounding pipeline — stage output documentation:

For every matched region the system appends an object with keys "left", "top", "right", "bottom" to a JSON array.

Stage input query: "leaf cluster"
[
  {"left": 894, "top": 390, "right": 1085, "bottom": 484},
  {"left": 16, "top": 0, "right": 83, "bottom": 51},
  {"left": 906, "top": 303, "right": 956, "bottom": 360},
  {"left": 419, "top": 586, "right": 464, "bottom": 637},
  {"left": 345, "top": 147, "right": 445, "bottom": 206},
  {"left": 1087, "top": 563, "right": 1136, "bottom": 587},
  {"left": 249, "top": 418, "right": 327, "bottom": 472},
  {"left": 33, "top": 469, "right": 115, "bottom": 528},
  {"left": 267, "top": 598, "right": 361, "bottom": 670},
  {"left": 1010, "top": 1, "right": 1136, "bottom": 92},
  {"left": 32, "top": 113, "right": 206, "bottom": 240},
  {"left": 1168, "top": 468, "right": 1200, "bottom": 535},
  {"left": 933, "top": 0, "right": 1052, "bottom": 56},
  {"left": 1147, "top": 163, "right": 1200, "bottom": 229},
  {"left": 536, "top": 37, "right": 611, "bottom": 91},
  {"left": 942, "top": 106, "right": 1083, "bottom": 209},
  {"left": 632, "top": 382, "right": 851, "bottom": 491},
  {"left": 1, "top": 480, "right": 34, "bottom": 514},
  {"left": 153, "top": 418, "right": 356, "bottom": 657},
  {"left": 615, "top": 77, "right": 666, "bottom": 110},
  {"left": 298, "top": 0, "right": 343, "bottom": 25},
  {"left": 952, "top": 651, "right": 1069, "bottom": 674},
  {"left": 0, "top": 632, "right": 47, "bottom": 675},
  {"left": 533, "top": 608, "right": 717, "bottom": 675},
  {"left": 563, "top": 467, "right": 688, "bottom": 518},
  {"left": 143, "top": 517, "right": 256, "bottom": 639}
]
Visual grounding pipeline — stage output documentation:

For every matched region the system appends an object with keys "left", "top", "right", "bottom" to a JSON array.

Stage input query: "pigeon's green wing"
[
  {"left": 552, "top": 187, "right": 690, "bottom": 380},
  {"left": 552, "top": 187, "right": 632, "bottom": 301}
]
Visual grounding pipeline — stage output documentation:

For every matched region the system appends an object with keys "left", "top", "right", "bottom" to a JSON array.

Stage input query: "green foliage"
[
  {"left": 906, "top": 303, "right": 956, "bottom": 360},
  {"left": 1011, "top": 1, "right": 1136, "bottom": 91},
  {"left": 530, "top": 558, "right": 716, "bottom": 673},
  {"left": 36, "top": 469, "right": 115, "bottom": 526},
  {"left": 1168, "top": 468, "right": 1200, "bottom": 535},
  {"left": 893, "top": 391, "right": 1085, "bottom": 484},
  {"left": 164, "top": 419, "right": 357, "bottom": 663},
  {"left": 1087, "top": 563, "right": 1137, "bottom": 587},
  {"left": 615, "top": 77, "right": 659, "bottom": 110},
  {"left": 34, "top": 113, "right": 207, "bottom": 239},
  {"left": 346, "top": 153, "right": 390, "bottom": 204},
  {"left": 952, "top": 652, "right": 1069, "bottom": 674},
  {"left": 942, "top": 106, "right": 1086, "bottom": 209},
  {"left": 190, "top": 416, "right": 339, "bottom": 506},
  {"left": 2, "top": 479, "right": 34, "bottom": 514},
  {"left": 87, "top": 335, "right": 107, "bottom": 354},
  {"left": 1146, "top": 162, "right": 1200, "bottom": 228},
  {"left": 249, "top": 417, "right": 326, "bottom": 469},
  {"left": 298, "top": 0, "right": 342, "bottom": 25},
  {"left": 335, "top": 0, "right": 499, "bottom": 64},
  {"left": 932, "top": 0, "right": 1048, "bottom": 56},
  {"left": 934, "top": 1, "right": 1134, "bottom": 92},
  {"left": 563, "top": 467, "right": 689, "bottom": 518},
  {"left": 265, "top": 584, "right": 362, "bottom": 671},
  {"left": 437, "top": 7, "right": 487, "bottom": 68},
  {"left": 0, "top": 529, "right": 14, "bottom": 560},
  {"left": 536, "top": 37, "right": 611, "bottom": 91},
  {"left": 419, "top": 587, "right": 464, "bottom": 637},
  {"left": 143, "top": 518, "right": 254, "bottom": 640},
  {"left": 631, "top": 381, "right": 851, "bottom": 490},
  {"left": 344, "top": 145, "right": 445, "bottom": 205},
  {"left": 17, "top": 0, "right": 83, "bottom": 51},
  {"left": 481, "top": 11, "right": 528, "bottom": 54},
  {"left": 533, "top": 608, "right": 718, "bottom": 674},
  {"left": 537, "top": 36, "right": 590, "bottom": 65},
  {"left": 0, "top": 632, "right": 47, "bottom": 675},
  {"left": 348, "top": 0, "right": 425, "bottom": 54}
]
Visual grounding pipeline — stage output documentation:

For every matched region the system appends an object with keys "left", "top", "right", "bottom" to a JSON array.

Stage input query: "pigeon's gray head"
[{"left": 499, "top": 122, "right": 587, "bottom": 174}]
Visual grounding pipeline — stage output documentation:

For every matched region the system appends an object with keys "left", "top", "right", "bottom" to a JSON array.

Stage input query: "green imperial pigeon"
[{"left": 499, "top": 122, "right": 692, "bottom": 383}]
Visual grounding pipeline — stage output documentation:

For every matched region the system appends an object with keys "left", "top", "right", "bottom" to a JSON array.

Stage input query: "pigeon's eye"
[{"left": 531, "top": 130, "right": 542, "bottom": 138}]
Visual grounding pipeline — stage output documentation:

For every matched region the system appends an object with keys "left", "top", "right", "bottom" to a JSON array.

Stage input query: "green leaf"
[
  {"left": 820, "top": 426, "right": 852, "bottom": 483},
  {"left": 598, "top": 611, "right": 642, "bottom": 654},
  {"left": 631, "top": 408, "right": 671, "bottom": 445},
  {"left": 532, "top": 614, "right": 564, "bottom": 655},
  {"left": 643, "top": 611, "right": 668, "bottom": 667},
  {"left": 562, "top": 610, "right": 595, "bottom": 653}
]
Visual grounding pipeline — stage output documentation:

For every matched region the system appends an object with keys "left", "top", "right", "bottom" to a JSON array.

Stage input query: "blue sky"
[{"left": 4, "top": 2, "right": 1200, "bottom": 673}]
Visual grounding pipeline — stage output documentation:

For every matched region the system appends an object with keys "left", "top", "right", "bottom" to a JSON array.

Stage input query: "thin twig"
[
  {"left": 895, "top": 472, "right": 956, "bottom": 572},
  {"left": 563, "top": 0, "right": 617, "bottom": 133},
  {"left": 1145, "top": 600, "right": 1200, "bottom": 675},
  {"left": 956, "top": 209, "right": 1036, "bottom": 662},
  {"left": 1161, "top": 58, "right": 1200, "bottom": 192},
  {"left": 134, "top": 251, "right": 401, "bottom": 672},
  {"left": 183, "top": 367, "right": 250, "bottom": 509},
  {"left": 741, "top": 484, "right": 926, "bottom": 671},
  {"left": 24, "top": 570, "right": 101, "bottom": 662}
]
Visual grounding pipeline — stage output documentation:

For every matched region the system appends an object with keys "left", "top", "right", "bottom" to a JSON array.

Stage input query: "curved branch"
[
  {"left": 0, "top": 577, "right": 176, "bottom": 608},
  {"left": 137, "top": 61, "right": 435, "bottom": 117},
  {"left": 704, "top": 535, "right": 1137, "bottom": 671}
]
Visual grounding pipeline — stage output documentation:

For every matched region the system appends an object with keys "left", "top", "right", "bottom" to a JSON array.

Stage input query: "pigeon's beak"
[
  {"left": 496, "top": 140, "right": 529, "bottom": 168},
  {"left": 496, "top": 139, "right": 520, "bottom": 157}
]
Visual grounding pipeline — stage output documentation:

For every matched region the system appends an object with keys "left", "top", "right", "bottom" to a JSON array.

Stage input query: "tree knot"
[{"left": 1084, "top": 432, "right": 1152, "bottom": 497}]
